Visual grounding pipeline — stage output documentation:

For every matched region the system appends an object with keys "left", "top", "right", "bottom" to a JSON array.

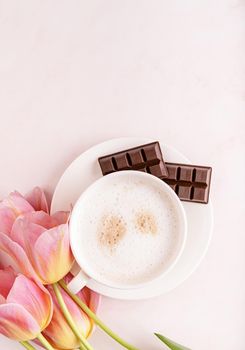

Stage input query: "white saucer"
[{"left": 51, "top": 137, "right": 213, "bottom": 300}]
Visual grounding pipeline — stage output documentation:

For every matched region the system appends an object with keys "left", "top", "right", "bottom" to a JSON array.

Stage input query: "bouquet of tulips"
[{"left": 0, "top": 187, "right": 190, "bottom": 350}]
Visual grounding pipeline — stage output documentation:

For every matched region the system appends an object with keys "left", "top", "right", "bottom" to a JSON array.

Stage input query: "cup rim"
[{"left": 69, "top": 170, "right": 187, "bottom": 290}]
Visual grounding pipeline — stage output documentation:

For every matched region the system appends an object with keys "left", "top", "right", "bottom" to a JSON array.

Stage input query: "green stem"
[
  {"left": 52, "top": 283, "right": 94, "bottom": 350},
  {"left": 20, "top": 341, "right": 37, "bottom": 350},
  {"left": 59, "top": 280, "right": 140, "bottom": 350},
  {"left": 79, "top": 345, "right": 88, "bottom": 350},
  {"left": 36, "top": 334, "right": 55, "bottom": 350}
]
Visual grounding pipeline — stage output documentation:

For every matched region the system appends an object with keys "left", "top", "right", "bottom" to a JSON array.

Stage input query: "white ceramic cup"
[{"left": 67, "top": 171, "right": 187, "bottom": 294}]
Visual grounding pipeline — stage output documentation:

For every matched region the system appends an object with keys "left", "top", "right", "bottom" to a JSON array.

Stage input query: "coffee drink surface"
[{"left": 77, "top": 175, "right": 183, "bottom": 286}]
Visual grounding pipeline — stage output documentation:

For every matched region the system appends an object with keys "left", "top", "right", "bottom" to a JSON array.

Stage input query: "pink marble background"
[{"left": 0, "top": 1, "right": 245, "bottom": 349}]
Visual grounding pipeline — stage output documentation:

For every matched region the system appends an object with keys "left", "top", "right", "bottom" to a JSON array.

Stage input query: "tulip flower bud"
[
  {"left": 0, "top": 188, "right": 74, "bottom": 284},
  {"left": 41, "top": 273, "right": 100, "bottom": 350},
  {"left": 0, "top": 268, "right": 53, "bottom": 341}
]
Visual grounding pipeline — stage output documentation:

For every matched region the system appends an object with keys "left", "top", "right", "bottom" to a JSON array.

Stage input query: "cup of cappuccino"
[{"left": 67, "top": 171, "right": 187, "bottom": 294}]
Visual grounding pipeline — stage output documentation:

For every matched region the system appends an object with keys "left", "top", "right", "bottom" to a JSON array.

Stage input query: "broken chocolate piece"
[
  {"left": 163, "top": 163, "right": 212, "bottom": 203},
  {"left": 98, "top": 142, "right": 168, "bottom": 178}
]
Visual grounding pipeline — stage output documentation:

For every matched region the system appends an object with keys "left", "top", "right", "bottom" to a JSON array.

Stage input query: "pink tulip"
[
  {"left": 42, "top": 275, "right": 100, "bottom": 350},
  {"left": 0, "top": 187, "right": 49, "bottom": 235},
  {"left": 0, "top": 188, "right": 74, "bottom": 284},
  {"left": 0, "top": 267, "right": 53, "bottom": 341}
]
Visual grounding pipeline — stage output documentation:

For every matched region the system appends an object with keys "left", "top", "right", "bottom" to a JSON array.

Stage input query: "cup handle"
[{"left": 66, "top": 270, "right": 90, "bottom": 294}]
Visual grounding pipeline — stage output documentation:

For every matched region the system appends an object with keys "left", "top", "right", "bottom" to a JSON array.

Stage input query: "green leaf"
[{"left": 155, "top": 333, "right": 191, "bottom": 350}]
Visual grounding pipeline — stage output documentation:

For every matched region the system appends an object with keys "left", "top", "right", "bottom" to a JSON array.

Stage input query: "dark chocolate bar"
[
  {"left": 163, "top": 163, "right": 212, "bottom": 203},
  {"left": 98, "top": 142, "right": 168, "bottom": 178}
]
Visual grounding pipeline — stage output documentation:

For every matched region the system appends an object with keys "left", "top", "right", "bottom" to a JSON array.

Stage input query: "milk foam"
[{"left": 77, "top": 176, "right": 182, "bottom": 286}]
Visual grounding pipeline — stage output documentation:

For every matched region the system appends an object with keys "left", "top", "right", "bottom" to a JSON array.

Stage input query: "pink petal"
[
  {"left": 57, "top": 287, "right": 91, "bottom": 336},
  {"left": 16, "top": 211, "right": 56, "bottom": 229},
  {"left": 76, "top": 287, "right": 92, "bottom": 305},
  {"left": 0, "top": 191, "right": 34, "bottom": 235},
  {"left": 33, "top": 224, "right": 74, "bottom": 284},
  {"left": 0, "top": 303, "right": 40, "bottom": 341},
  {"left": 10, "top": 216, "right": 46, "bottom": 256},
  {"left": 43, "top": 304, "right": 80, "bottom": 350},
  {"left": 25, "top": 187, "right": 49, "bottom": 213},
  {"left": 0, "top": 208, "right": 16, "bottom": 235},
  {"left": 13, "top": 210, "right": 69, "bottom": 230},
  {"left": 43, "top": 302, "right": 79, "bottom": 349},
  {"left": 51, "top": 211, "right": 70, "bottom": 225},
  {"left": 0, "top": 268, "right": 16, "bottom": 298},
  {"left": 44, "top": 285, "right": 91, "bottom": 349},
  {"left": 7, "top": 275, "right": 53, "bottom": 331},
  {"left": 0, "top": 233, "right": 41, "bottom": 282},
  {"left": 76, "top": 287, "right": 100, "bottom": 336},
  {"left": 87, "top": 289, "right": 100, "bottom": 314},
  {"left": 0, "top": 191, "right": 34, "bottom": 216},
  {"left": 63, "top": 272, "right": 75, "bottom": 286}
]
